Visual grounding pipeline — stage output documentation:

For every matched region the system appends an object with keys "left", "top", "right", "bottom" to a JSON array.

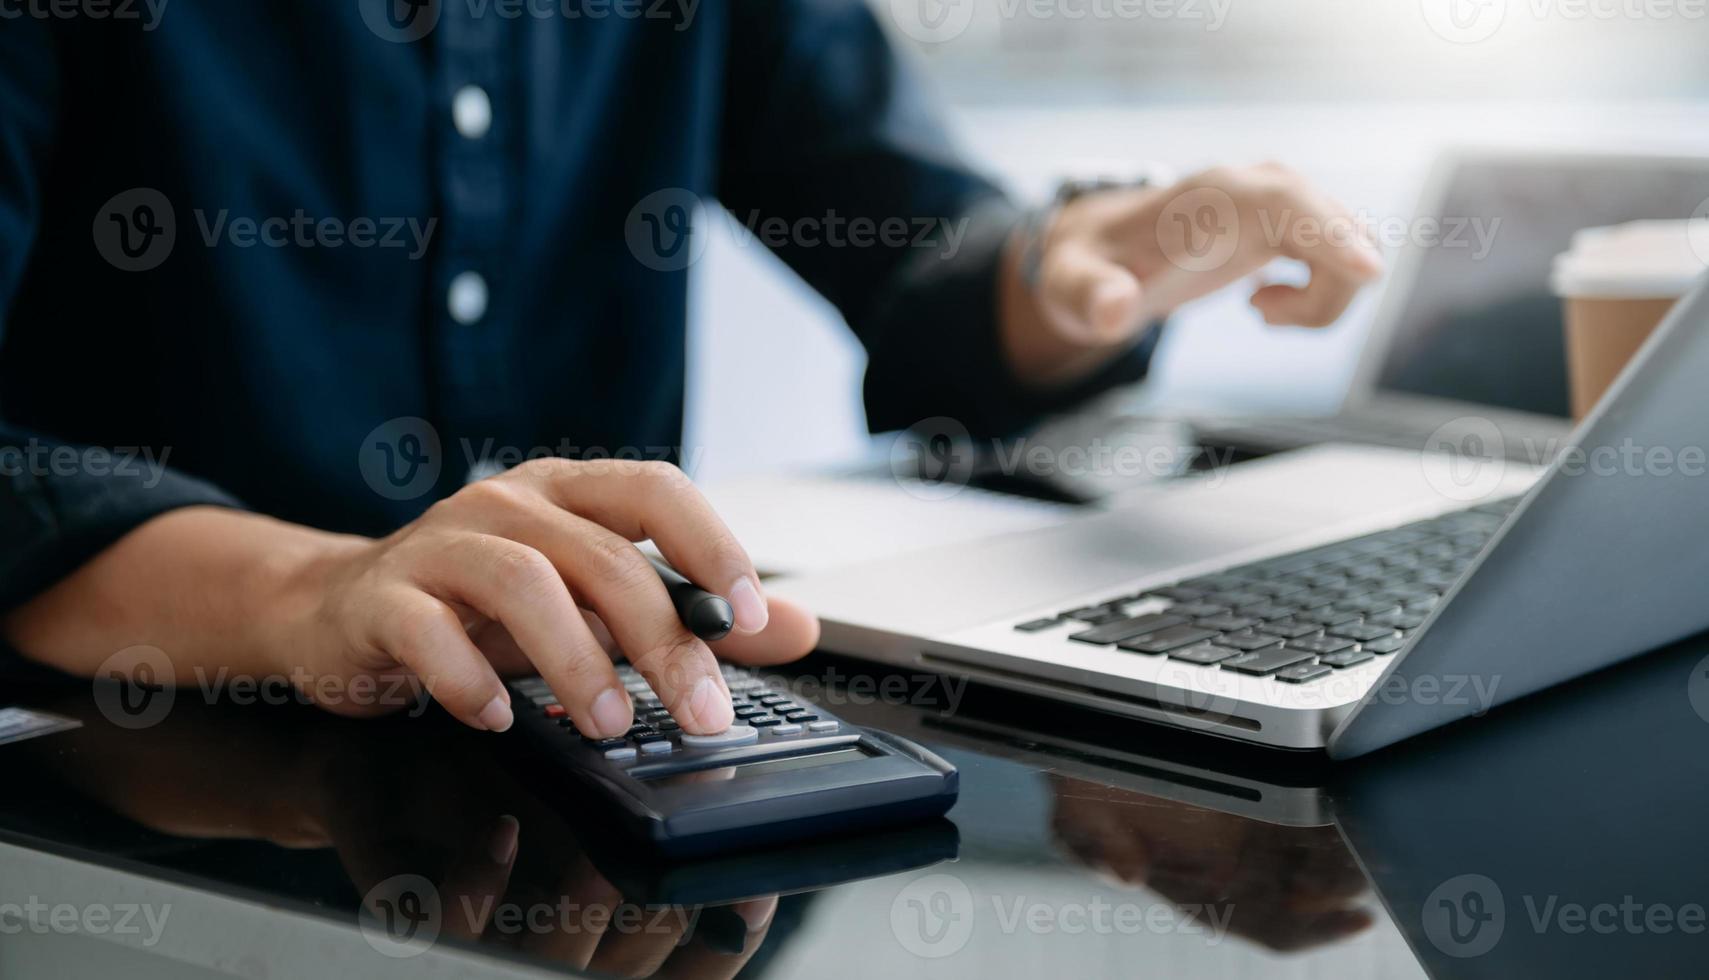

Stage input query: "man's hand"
[
  {"left": 4, "top": 460, "right": 820, "bottom": 740},
  {"left": 1000, "top": 162, "right": 1386, "bottom": 386},
  {"left": 287, "top": 459, "right": 818, "bottom": 737}
]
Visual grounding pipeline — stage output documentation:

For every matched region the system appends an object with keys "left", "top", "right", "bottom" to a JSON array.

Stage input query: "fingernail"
[
  {"left": 732, "top": 897, "right": 777, "bottom": 932},
  {"left": 591, "top": 687, "right": 633, "bottom": 738},
  {"left": 727, "top": 577, "right": 768, "bottom": 635},
  {"left": 488, "top": 815, "right": 519, "bottom": 864},
  {"left": 697, "top": 907, "right": 749, "bottom": 955},
  {"left": 478, "top": 695, "right": 514, "bottom": 733},
  {"left": 688, "top": 675, "right": 734, "bottom": 733}
]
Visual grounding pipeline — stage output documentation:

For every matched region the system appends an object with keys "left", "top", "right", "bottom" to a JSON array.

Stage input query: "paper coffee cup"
[{"left": 1551, "top": 220, "right": 1709, "bottom": 419}]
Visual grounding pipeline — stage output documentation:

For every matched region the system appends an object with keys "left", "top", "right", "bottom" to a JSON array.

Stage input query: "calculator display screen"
[{"left": 641, "top": 747, "right": 872, "bottom": 787}]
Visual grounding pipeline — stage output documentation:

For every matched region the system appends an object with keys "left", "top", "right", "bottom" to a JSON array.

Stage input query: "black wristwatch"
[{"left": 1017, "top": 175, "right": 1159, "bottom": 290}]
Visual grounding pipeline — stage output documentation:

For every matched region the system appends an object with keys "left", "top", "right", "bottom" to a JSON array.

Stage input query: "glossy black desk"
[{"left": 4, "top": 635, "right": 1707, "bottom": 979}]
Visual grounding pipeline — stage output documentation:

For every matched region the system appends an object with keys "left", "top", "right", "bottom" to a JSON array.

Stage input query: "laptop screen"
[{"left": 1373, "top": 155, "right": 1709, "bottom": 418}]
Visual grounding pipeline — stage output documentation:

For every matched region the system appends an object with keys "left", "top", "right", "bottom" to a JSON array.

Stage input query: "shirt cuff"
[{"left": 0, "top": 432, "right": 246, "bottom": 611}]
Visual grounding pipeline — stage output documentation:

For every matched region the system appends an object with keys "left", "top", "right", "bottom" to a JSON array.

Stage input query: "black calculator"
[{"left": 507, "top": 664, "right": 958, "bottom": 856}]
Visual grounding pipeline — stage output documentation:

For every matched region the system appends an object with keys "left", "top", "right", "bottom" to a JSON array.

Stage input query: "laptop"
[
  {"left": 770, "top": 270, "right": 1709, "bottom": 757},
  {"left": 1191, "top": 149, "right": 1709, "bottom": 459}
]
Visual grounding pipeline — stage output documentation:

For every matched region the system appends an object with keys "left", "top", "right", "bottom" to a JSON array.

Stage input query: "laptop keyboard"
[{"left": 1014, "top": 497, "right": 1521, "bottom": 683}]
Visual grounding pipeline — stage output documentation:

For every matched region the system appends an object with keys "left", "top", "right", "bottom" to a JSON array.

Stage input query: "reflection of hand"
[
  {"left": 321, "top": 735, "right": 779, "bottom": 977},
  {"left": 1048, "top": 774, "right": 1372, "bottom": 952},
  {"left": 31, "top": 701, "right": 777, "bottom": 978}
]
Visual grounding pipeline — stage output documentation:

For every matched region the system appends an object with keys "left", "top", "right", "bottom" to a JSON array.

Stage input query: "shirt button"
[
  {"left": 452, "top": 85, "right": 492, "bottom": 140},
  {"left": 447, "top": 271, "right": 488, "bottom": 325}
]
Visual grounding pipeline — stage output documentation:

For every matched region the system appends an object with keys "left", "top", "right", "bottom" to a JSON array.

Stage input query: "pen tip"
[{"left": 690, "top": 596, "right": 735, "bottom": 642}]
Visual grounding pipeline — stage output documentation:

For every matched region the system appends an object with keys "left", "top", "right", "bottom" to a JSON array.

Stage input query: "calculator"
[{"left": 507, "top": 664, "right": 959, "bottom": 856}]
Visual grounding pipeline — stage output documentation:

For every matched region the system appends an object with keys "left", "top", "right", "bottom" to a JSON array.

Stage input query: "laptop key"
[
  {"left": 1361, "top": 636, "right": 1408, "bottom": 655},
  {"left": 1063, "top": 606, "right": 1123, "bottom": 624},
  {"left": 1117, "top": 625, "right": 1219, "bottom": 655},
  {"left": 1068, "top": 613, "right": 1188, "bottom": 646},
  {"left": 1366, "top": 610, "right": 1426, "bottom": 630},
  {"left": 1220, "top": 648, "right": 1317, "bottom": 675},
  {"left": 1015, "top": 617, "right": 1062, "bottom": 632},
  {"left": 1235, "top": 603, "right": 1297, "bottom": 621},
  {"left": 1181, "top": 574, "right": 1250, "bottom": 592},
  {"left": 1168, "top": 644, "right": 1240, "bottom": 665},
  {"left": 1212, "top": 630, "right": 1284, "bottom": 652},
  {"left": 1296, "top": 606, "right": 1363, "bottom": 627},
  {"left": 1257, "top": 619, "right": 1321, "bottom": 639},
  {"left": 1276, "top": 663, "right": 1334, "bottom": 683},
  {"left": 1328, "top": 623, "right": 1396, "bottom": 642},
  {"left": 1166, "top": 602, "right": 1231, "bottom": 619},
  {"left": 1204, "top": 590, "right": 1271, "bottom": 609},
  {"left": 1287, "top": 635, "right": 1357, "bottom": 655},
  {"left": 1193, "top": 614, "right": 1258, "bottom": 632},
  {"left": 1146, "top": 585, "right": 1208, "bottom": 602},
  {"left": 1333, "top": 595, "right": 1397, "bottom": 614},
  {"left": 1319, "top": 650, "right": 1375, "bottom": 668}
]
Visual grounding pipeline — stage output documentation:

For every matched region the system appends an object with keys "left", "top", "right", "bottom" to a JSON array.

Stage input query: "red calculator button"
[{"left": 544, "top": 704, "right": 567, "bottom": 719}]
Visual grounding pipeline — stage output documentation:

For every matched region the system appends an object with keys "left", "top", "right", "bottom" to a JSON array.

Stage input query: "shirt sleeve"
[
  {"left": 0, "top": 24, "right": 244, "bottom": 614},
  {"left": 716, "top": 0, "right": 1157, "bottom": 439}
]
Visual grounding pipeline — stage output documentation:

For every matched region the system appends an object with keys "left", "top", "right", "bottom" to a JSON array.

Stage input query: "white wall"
[{"left": 683, "top": 99, "right": 1709, "bottom": 483}]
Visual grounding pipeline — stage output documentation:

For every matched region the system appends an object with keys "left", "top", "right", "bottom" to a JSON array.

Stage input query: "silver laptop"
[
  {"left": 772, "top": 272, "right": 1709, "bottom": 757},
  {"left": 1191, "top": 149, "right": 1709, "bottom": 459}
]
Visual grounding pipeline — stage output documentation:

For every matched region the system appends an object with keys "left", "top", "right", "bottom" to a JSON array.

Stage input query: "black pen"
[{"left": 648, "top": 556, "right": 735, "bottom": 641}]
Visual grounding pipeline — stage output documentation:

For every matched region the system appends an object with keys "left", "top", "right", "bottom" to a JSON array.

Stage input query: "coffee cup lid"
[{"left": 1551, "top": 220, "right": 1709, "bottom": 299}]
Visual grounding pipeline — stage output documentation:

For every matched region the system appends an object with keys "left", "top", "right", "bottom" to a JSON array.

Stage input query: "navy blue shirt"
[{"left": 0, "top": 0, "right": 1151, "bottom": 609}]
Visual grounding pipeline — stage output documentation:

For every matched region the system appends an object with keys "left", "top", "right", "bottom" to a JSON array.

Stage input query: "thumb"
[{"left": 1041, "top": 243, "right": 1145, "bottom": 343}]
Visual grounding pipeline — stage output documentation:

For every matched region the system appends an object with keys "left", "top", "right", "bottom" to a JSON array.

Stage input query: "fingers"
[
  {"left": 585, "top": 906, "right": 690, "bottom": 979},
  {"left": 1038, "top": 241, "right": 1146, "bottom": 344},
  {"left": 1249, "top": 274, "right": 1361, "bottom": 329},
  {"left": 458, "top": 494, "right": 734, "bottom": 734},
  {"left": 369, "top": 589, "right": 513, "bottom": 731},
  {"left": 656, "top": 898, "right": 778, "bottom": 980},
  {"left": 519, "top": 854, "right": 623, "bottom": 968},
  {"left": 436, "top": 815, "right": 520, "bottom": 942},
  {"left": 409, "top": 532, "right": 634, "bottom": 738},
  {"left": 513, "top": 460, "right": 769, "bottom": 636},
  {"left": 1080, "top": 162, "right": 1384, "bottom": 328}
]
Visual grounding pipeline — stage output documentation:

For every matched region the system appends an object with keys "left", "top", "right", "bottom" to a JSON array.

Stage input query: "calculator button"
[
  {"left": 770, "top": 724, "right": 804, "bottom": 735},
  {"left": 679, "top": 726, "right": 759, "bottom": 748},
  {"left": 806, "top": 720, "right": 839, "bottom": 733},
  {"left": 603, "top": 746, "right": 638, "bottom": 761},
  {"left": 639, "top": 740, "right": 673, "bottom": 755},
  {"left": 557, "top": 718, "right": 578, "bottom": 729},
  {"left": 529, "top": 694, "right": 557, "bottom": 707},
  {"left": 543, "top": 704, "right": 567, "bottom": 718},
  {"left": 757, "top": 695, "right": 789, "bottom": 706},
  {"left": 783, "top": 711, "right": 819, "bottom": 722},
  {"left": 584, "top": 736, "right": 628, "bottom": 750},
  {"left": 749, "top": 716, "right": 783, "bottom": 727},
  {"left": 655, "top": 720, "right": 681, "bottom": 732},
  {"left": 631, "top": 731, "right": 670, "bottom": 744}
]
